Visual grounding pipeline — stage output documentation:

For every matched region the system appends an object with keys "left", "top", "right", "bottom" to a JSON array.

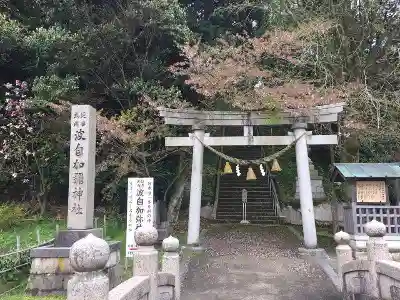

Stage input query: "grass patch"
[
  {"left": 0, "top": 296, "right": 64, "bottom": 300},
  {"left": 0, "top": 219, "right": 67, "bottom": 296},
  {"left": 0, "top": 218, "right": 66, "bottom": 254},
  {"left": 289, "top": 225, "right": 336, "bottom": 254},
  {"left": 0, "top": 215, "right": 124, "bottom": 298}
]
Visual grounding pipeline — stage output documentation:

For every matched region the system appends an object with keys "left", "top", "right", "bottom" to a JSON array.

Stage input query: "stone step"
[
  {"left": 217, "top": 210, "right": 276, "bottom": 215},
  {"left": 217, "top": 212, "right": 276, "bottom": 218},
  {"left": 215, "top": 215, "right": 279, "bottom": 221},
  {"left": 217, "top": 200, "right": 274, "bottom": 205},
  {"left": 218, "top": 191, "right": 273, "bottom": 197},
  {"left": 214, "top": 218, "right": 278, "bottom": 224},
  {"left": 218, "top": 192, "right": 272, "bottom": 198},
  {"left": 217, "top": 209, "right": 274, "bottom": 213},
  {"left": 218, "top": 205, "right": 274, "bottom": 209},
  {"left": 217, "top": 200, "right": 273, "bottom": 204},
  {"left": 217, "top": 213, "right": 276, "bottom": 218},
  {"left": 218, "top": 196, "right": 272, "bottom": 200},
  {"left": 217, "top": 205, "right": 274, "bottom": 210},
  {"left": 219, "top": 185, "right": 271, "bottom": 189},
  {"left": 217, "top": 203, "right": 275, "bottom": 208},
  {"left": 219, "top": 189, "right": 270, "bottom": 192}
]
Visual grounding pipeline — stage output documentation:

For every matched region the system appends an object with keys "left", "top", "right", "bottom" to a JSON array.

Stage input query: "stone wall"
[
  {"left": 281, "top": 202, "right": 344, "bottom": 225},
  {"left": 334, "top": 220, "right": 400, "bottom": 299}
]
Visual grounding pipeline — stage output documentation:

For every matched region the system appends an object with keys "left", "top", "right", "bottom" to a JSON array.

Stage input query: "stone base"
[
  {"left": 181, "top": 245, "right": 206, "bottom": 253},
  {"left": 298, "top": 248, "right": 329, "bottom": 259},
  {"left": 27, "top": 241, "right": 121, "bottom": 296},
  {"left": 240, "top": 220, "right": 250, "bottom": 224},
  {"left": 55, "top": 228, "right": 103, "bottom": 247}
]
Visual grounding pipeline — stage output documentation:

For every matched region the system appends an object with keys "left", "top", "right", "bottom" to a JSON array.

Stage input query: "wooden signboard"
[
  {"left": 126, "top": 177, "right": 154, "bottom": 257},
  {"left": 356, "top": 181, "right": 386, "bottom": 203}
]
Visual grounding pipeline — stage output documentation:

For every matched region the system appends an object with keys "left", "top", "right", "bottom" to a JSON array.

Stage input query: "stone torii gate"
[{"left": 158, "top": 103, "right": 344, "bottom": 249}]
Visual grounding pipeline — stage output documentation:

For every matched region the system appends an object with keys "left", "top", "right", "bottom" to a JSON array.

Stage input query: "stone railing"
[
  {"left": 335, "top": 220, "right": 400, "bottom": 299},
  {"left": 67, "top": 225, "right": 180, "bottom": 300}
]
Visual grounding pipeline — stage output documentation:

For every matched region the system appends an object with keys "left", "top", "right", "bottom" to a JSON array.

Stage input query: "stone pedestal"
[
  {"left": 55, "top": 228, "right": 102, "bottom": 247},
  {"left": 27, "top": 231, "right": 122, "bottom": 296}
]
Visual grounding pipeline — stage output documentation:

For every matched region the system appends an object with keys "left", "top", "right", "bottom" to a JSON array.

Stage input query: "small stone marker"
[
  {"left": 240, "top": 189, "right": 249, "bottom": 224},
  {"left": 242, "top": 189, "right": 248, "bottom": 203},
  {"left": 126, "top": 177, "right": 154, "bottom": 257},
  {"left": 67, "top": 105, "right": 96, "bottom": 230}
]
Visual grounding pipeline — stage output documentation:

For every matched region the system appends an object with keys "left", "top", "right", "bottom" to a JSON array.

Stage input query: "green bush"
[
  {"left": 0, "top": 204, "right": 25, "bottom": 230},
  {"left": 0, "top": 296, "right": 64, "bottom": 300}
]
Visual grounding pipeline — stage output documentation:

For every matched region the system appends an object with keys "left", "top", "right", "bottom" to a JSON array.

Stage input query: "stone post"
[
  {"left": 293, "top": 123, "right": 317, "bottom": 248},
  {"left": 68, "top": 234, "right": 110, "bottom": 300},
  {"left": 364, "top": 220, "right": 391, "bottom": 298},
  {"left": 162, "top": 236, "right": 180, "bottom": 300},
  {"left": 133, "top": 225, "right": 159, "bottom": 300},
  {"left": 68, "top": 105, "right": 96, "bottom": 230},
  {"left": 334, "top": 230, "right": 353, "bottom": 291},
  {"left": 187, "top": 124, "right": 205, "bottom": 245},
  {"left": 57, "top": 105, "right": 102, "bottom": 248}
]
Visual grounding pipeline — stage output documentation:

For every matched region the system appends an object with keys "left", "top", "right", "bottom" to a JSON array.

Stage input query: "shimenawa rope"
[{"left": 192, "top": 132, "right": 306, "bottom": 166}]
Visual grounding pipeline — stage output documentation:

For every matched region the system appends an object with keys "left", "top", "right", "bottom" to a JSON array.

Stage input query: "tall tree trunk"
[
  {"left": 38, "top": 192, "right": 48, "bottom": 216},
  {"left": 166, "top": 151, "right": 190, "bottom": 223}
]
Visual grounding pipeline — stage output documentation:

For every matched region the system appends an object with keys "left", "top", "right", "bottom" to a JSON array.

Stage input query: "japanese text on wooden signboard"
[
  {"left": 356, "top": 181, "right": 387, "bottom": 203},
  {"left": 126, "top": 177, "right": 154, "bottom": 257}
]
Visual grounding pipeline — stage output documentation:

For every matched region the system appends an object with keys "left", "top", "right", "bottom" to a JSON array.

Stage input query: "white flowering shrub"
[{"left": 0, "top": 80, "right": 68, "bottom": 214}]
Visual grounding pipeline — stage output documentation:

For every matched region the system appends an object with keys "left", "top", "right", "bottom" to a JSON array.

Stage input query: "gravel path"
[{"left": 181, "top": 225, "right": 341, "bottom": 300}]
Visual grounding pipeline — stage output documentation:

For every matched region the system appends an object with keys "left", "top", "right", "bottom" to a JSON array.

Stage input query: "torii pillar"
[
  {"left": 187, "top": 125, "right": 205, "bottom": 245},
  {"left": 293, "top": 123, "right": 317, "bottom": 248}
]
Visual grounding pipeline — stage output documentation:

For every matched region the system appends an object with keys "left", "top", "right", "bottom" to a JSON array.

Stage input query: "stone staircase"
[{"left": 215, "top": 146, "right": 279, "bottom": 224}]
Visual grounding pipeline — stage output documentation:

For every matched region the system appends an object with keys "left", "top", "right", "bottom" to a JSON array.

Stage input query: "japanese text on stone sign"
[
  {"left": 70, "top": 111, "right": 87, "bottom": 216},
  {"left": 126, "top": 177, "right": 154, "bottom": 257}
]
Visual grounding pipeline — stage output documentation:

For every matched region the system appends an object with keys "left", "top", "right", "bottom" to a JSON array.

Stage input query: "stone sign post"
[
  {"left": 67, "top": 105, "right": 96, "bottom": 229},
  {"left": 27, "top": 105, "right": 122, "bottom": 296},
  {"left": 56, "top": 105, "right": 102, "bottom": 246}
]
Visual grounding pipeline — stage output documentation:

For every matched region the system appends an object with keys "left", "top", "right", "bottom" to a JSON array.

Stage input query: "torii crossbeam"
[{"left": 165, "top": 131, "right": 337, "bottom": 147}]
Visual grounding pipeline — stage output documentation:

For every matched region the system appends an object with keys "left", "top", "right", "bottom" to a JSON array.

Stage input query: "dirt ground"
[{"left": 181, "top": 225, "right": 341, "bottom": 300}]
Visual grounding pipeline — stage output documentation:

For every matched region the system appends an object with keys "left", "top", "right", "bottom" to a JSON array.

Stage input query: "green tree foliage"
[
  {"left": 0, "top": 0, "right": 193, "bottom": 211},
  {"left": 1, "top": 0, "right": 400, "bottom": 215},
  {"left": 178, "top": 0, "right": 400, "bottom": 162}
]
